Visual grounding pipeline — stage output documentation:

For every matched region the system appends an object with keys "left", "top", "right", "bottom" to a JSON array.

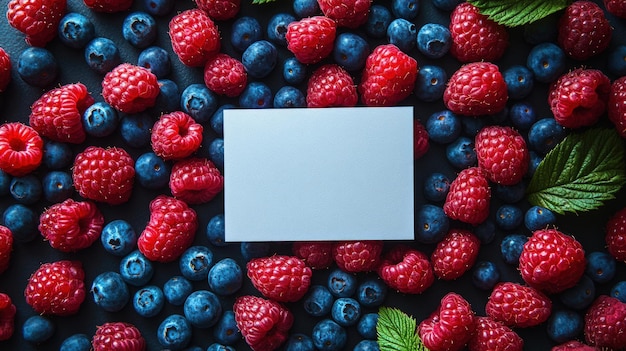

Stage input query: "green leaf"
[
  {"left": 468, "top": 0, "right": 571, "bottom": 27},
  {"left": 251, "top": 0, "right": 276, "bottom": 4},
  {"left": 527, "top": 128, "right": 626, "bottom": 215},
  {"left": 377, "top": 307, "right": 428, "bottom": 351}
]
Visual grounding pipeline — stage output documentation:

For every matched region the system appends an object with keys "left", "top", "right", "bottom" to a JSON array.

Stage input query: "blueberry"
[
  {"left": 230, "top": 16, "right": 263, "bottom": 52},
  {"left": 3, "top": 204, "right": 38, "bottom": 242},
  {"left": 274, "top": 86, "right": 306, "bottom": 108},
  {"left": 42, "top": 140, "right": 73, "bottom": 170},
  {"left": 42, "top": 171, "right": 73, "bottom": 203},
  {"left": 239, "top": 82, "right": 273, "bottom": 108},
  {"left": 60, "top": 333, "right": 91, "bottom": 351},
  {"left": 119, "top": 250, "right": 154, "bottom": 286},
  {"left": 179, "top": 245, "right": 214, "bottom": 281},
  {"left": 135, "top": 152, "right": 170, "bottom": 189},
  {"left": 208, "top": 258, "right": 243, "bottom": 296},
  {"left": 527, "top": 151, "right": 542, "bottom": 178},
  {"left": 153, "top": 79, "right": 180, "bottom": 113},
  {"left": 242, "top": 40, "right": 278, "bottom": 79},
  {"left": 267, "top": 13, "right": 295, "bottom": 46},
  {"left": 312, "top": 319, "right": 347, "bottom": 351},
  {"left": 495, "top": 204, "right": 523, "bottom": 231},
  {"left": 585, "top": 251, "right": 616, "bottom": 284},
  {"left": 559, "top": 275, "right": 596, "bottom": 310},
  {"left": 503, "top": 65, "right": 534, "bottom": 100},
  {"left": 423, "top": 172, "right": 450, "bottom": 202},
  {"left": 461, "top": 116, "right": 486, "bottom": 137},
  {"left": 84, "top": 37, "right": 121, "bottom": 74},
  {"left": 524, "top": 205, "right": 556, "bottom": 232},
  {"left": 493, "top": 182, "right": 526, "bottom": 203},
  {"left": 17, "top": 47, "right": 58, "bottom": 87},
  {"left": 213, "top": 310, "right": 241, "bottom": 345},
  {"left": 366, "top": 5, "right": 393, "bottom": 39},
  {"left": 328, "top": 268, "right": 357, "bottom": 297},
  {"left": 303, "top": 285, "right": 334, "bottom": 317},
  {"left": 610, "top": 281, "right": 626, "bottom": 303},
  {"left": 472, "top": 261, "right": 500, "bottom": 290},
  {"left": 91, "top": 271, "right": 130, "bottom": 312},
  {"left": 157, "top": 314, "right": 192, "bottom": 350},
  {"left": 206, "top": 343, "right": 235, "bottom": 351},
  {"left": 415, "top": 204, "right": 449, "bottom": 244},
  {"left": 500, "top": 234, "right": 528, "bottom": 265},
  {"left": 133, "top": 285, "right": 165, "bottom": 317},
  {"left": 432, "top": 0, "right": 462, "bottom": 11},
  {"left": 293, "top": 0, "right": 320, "bottom": 17},
  {"left": 10, "top": 175, "right": 42, "bottom": 205},
  {"left": 387, "top": 18, "right": 417, "bottom": 53},
  {"left": 608, "top": 45, "right": 626, "bottom": 77},
  {"left": 210, "top": 104, "right": 235, "bottom": 136},
  {"left": 183, "top": 290, "right": 222, "bottom": 328},
  {"left": 206, "top": 213, "right": 226, "bottom": 247},
  {"left": 208, "top": 137, "right": 224, "bottom": 169},
  {"left": 180, "top": 83, "right": 218, "bottom": 123},
  {"left": 415, "top": 65, "right": 447, "bottom": 102},
  {"left": 141, "top": 0, "right": 174, "bottom": 16},
  {"left": 426, "top": 110, "right": 461, "bottom": 144},
  {"left": 416, "top": 23, "right": 451, "bottom": 59},
  {"left": 285, "top": 333, "right": 315, "bottom": 351},
  {"left": 22, "top": 315, "right": 54, "bottom": 343},
  {"left": 100, "top": 219, "right": 136, "bottom": 256},
  {"left": 120, "top": 113, "right": 152, "bottom": 148},
  {"left": 283, "top": 57, "right": 307, "bottom": 85},
  {"left": 357, "top": 313, "right": 378, "bottom": 339},
  {"left": 528, "top": 117, "right": 567, "bottom": 155},
  {"left": 185, "top": 346, "right": 205, "bottom": 351},
  {"left": 392, "top": 0, "right": 420, "bottom": 19},
  {"left": 138, "top": 46, "right": 171, "bottom": 78},
  {"left": 0, "top": 170, "right": 10, "bottom": 197},
  {"left": 509, "top": 102, "right": 536, "bottom": 130},
  {"left": 475, "top": 220, "right": 497, "bottom": 244},
  {"left": 82, "top": 101, "right": 119, "bottom": 137},
  {"left": 356, "top": 277, "right": 387, "bottom": 308},
  {"left": 354, "top": 340, "right": 380, "bottom": 351},
  {"left": 164, "top": 276, "right": 193, "bottom": 306},
  {"left": 547, "top": 309, "right": 583, "bottom": 343},
  {"left": 333, "top": 32, "right": 369, "bottom": 72},
  {"left": 526, "top": 42, "right": 566, "bottom": 83},
  {"left": 122, "top": 12, "right": 157, "bottom": 48},
  {"left": 58, "top": 13, "right": 95, "bottom": 49},
  {"left": 446, "top": 136, "right": 477, "bottom": 169}
]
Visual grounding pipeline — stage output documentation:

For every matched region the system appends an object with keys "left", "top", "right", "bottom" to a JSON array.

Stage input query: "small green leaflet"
[
  {"left": 527, "top": 128, "right": 626, "bottom": 215},
  {"left": 468, "top": 0, "right": 571, "bottom": 27},
  {"left": 377, "top": 307, "right": 428, "bottom": 351},
  {"left": 251, "top": 0, "right": 276, "bottom": 4}
]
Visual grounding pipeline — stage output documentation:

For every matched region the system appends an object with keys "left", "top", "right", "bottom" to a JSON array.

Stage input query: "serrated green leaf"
[
  {"left": 251, "top": 0, "right": 276, "bottom": 4},
  {"left": 468, "top": 0, "right": 571, "bottom": 27},
  {"left": 527, "top": 128, "right": 626, "bottom": 215},
  {"left": 377, "top": 307, "right": 428, "bottom": 351}
]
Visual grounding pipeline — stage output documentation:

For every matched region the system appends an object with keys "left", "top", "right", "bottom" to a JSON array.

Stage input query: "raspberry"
[
  {"left": 584, "top": 295, "right": 626, "bottom": 349},
  {"left": 286, "top": 16, "right": 336, "bottom": 64},
  {"left": 414, "top": 119, "right": 429, "bottom": 159},
  {"left": 246, "top": 255, "right": 312, "bottom": 302},
  {"left": 203, "top": 53, "right": 247, "bottom": 97},
  {"left": 101, "top": 63, "right": 160, "bottom": 114},
  {"left": 333, "top": 240, "right": 383, "bottom": 273},
  {"left": 317, "top": 0, "right": 370, "bottom": 28},
  {"left": 558, "top": 1, "right": 612, "bottom": 60},
  {"left": 151, "top": 111, "right": 203, "bottom": 161},
  {"left": 234, "top": 295, "right": 293, "bottom": 351},
  {"left": 418, "top": 292, "right": 476, "bottom": 351},
  {"left": 359, "top": 44, "right": 418, "bottom": 106},
  {"left": 0, "top": 293, "right": 16, "bottom": 341},
  {"left": 604, "top": 0, "right": 626, "bottom": 18},
  {"left": 6, "top": 0, "right": 66, "bottom": 47},
  {"left": 195, "top": 0, "right": 240, "bottom": 21},
  {"left": 551, "top": 340, "right": 599, "bottom": 351},
  {"left": 137, "top": 195, "right": 198, "bottom": 263},
  {"left": 24, "top": 260, "right": 86, "bottom": 316},
  {"left": 519, "top": 228, "right": 586, "bottom": 294},
  {"left": 431, "top": 229, "right": 480, "bottom": 280},
  {"left": 0, "top": 48, "right": 11, "bottom": 93},
  {"left": 548, "top": 68, "right": 611, "bottom": 129},
  {"left": 29, "top": 83, "right": 94, "bottom": 144},
  {"left": 475, "top": 125, "right": 529, "bottom": 185},
  {"left": 444, "top": 62, "right": 508, "bottom": 116},
  {"left": 443, "top": 167, "right": 491, "bottom": 226},
  {"left": 468, "top": 316, "right": 524, "bottom": 351},
  {"left": 306, "top": 64, "right": 358, "bottom": 107},
  {"left": 0, "top": 226, "right": 12, "bottom": 275},
  {"left": 292, "top": 241, "right": 334, "bottom": 269},
  {"left": 485, "top": 282, "right": 552, "bottom": 328},
  {"left": 608, "top": 76, "right": 626, "bottom": 138},
  {"left": 169, "top": 9, "right": 221, "bottom": 67},
  {"left": 0, "top": 122, "right": 43, "bottom": 177},
  {"left": 169, "top": 157, "right": 223, "bottom": 205},
  {"left": 72, "top": 146, "right": 135, "bottom": 205},
  {"left": 39, "top": 199, "right": 104, "bottom": 253},
  {"left": 449, "top": 3, "right": 509, "bottom": 63},
  {"left": 377, "top": 245, "right": 434, "bottom": 294},
  {"left": 606, "top": 207, "right": 626, "bottom": 262},
  {"left": 92, "top": 322, "right": 146, "bottom": 351},
  {"left": 83, "top": 0, "right": 133, "bottom": 12}
]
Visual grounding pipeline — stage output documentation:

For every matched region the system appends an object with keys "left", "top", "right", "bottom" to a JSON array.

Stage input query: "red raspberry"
[
  {"left": 72, "top": 146, "right": 135, "bottom": 205},
  {"left": 169, "top": 157, "right": 223, "bottom": 205},
  {"left": 377, "top": 245, "right": 434, "bottom": 294},
  {"left": 333, "top": 240, "right": 383, "bottom": 273},
  {"left": 604, "top": 0, "right": 626, "bottom": 18},
  {"left": 39, "top": 199, "right": 104, "bottom": 253},
  {"left": 203, "top": 53, "right": 247, "bottom": 97},
  {"left": 195, "top": 0, "right": 240, "bottom": 21},
  {"left": 29, "top": 82, "right": 94, "bottom": 144},
  {"left": 292, "top": 241, "right": 334, "bottom": 269},
  {"left": 137, "top": 195, "right": 198, "bottom": 263},
  {"left": 449, "top": 3, "right": 509, "bottom": 63},
  {"left": 92, "top": 322, "right": 146, "bottom": 351},
  {"left": 317, "top": 0, "right": 370, "bottom": 28},
  {"left": 584, "top": 295, "right": 626, "bottom": 349},
  {"left": 6, "top": 0, "right": 66, "bottom": 47},
  {"left": 0, "top": 48, "right": 11, "bottom": 93},
  {"left": 608, "top": 76, "right": 626, "bottom": 138},
  {"left": 169, "top": 9, "right": 221, "bottom": 67},
  {"left": 475, "top": 125, "right": 529, "bottom": 185},
  {"left": 246, "top": 255, "right": 312, "bottom": 302},
  {"left": 0, "top": 122, "right": 43, "bottom": 176},
  {"left": 558, "top": 1, "right": 612, "bottom": 60},
  {"left": 431, "top": 229, "right": 480, "bottom": 280},
  {"left": 548, "top": 68, "right": 610, "bottom": 129},
  {"left": 101, "top": 63, "right": 160, "bottom": 114},
  {"left": 519, "top": 228, "right": 586, "bottom": 294},
  {"left": 233, "top": 295, "right": 293, "bottom": 351},
  {"left": 606, "top": 207, "right": 626, "bottom": 263},
  {"left": 0, "top": 293, "right": 16, "bottom": 341},
  {"left": 418, "top": 292, "right": 476, "bottom": 351},
  {"left": 485, "top": 282, "right": 552, "bottom": 328},
  {"left": 444, "top": 62, "right": 508, "bottom": 116},
  {"left": 151, "top": 111, "right": 203, "bottom": 161},
  {"left": 551, "top": 340, "right": 599, "bottom": 351},
  {"left": 359, "top": 44, "right": 418, "bottom": 107},
  {"left": 443, "top": 167, "right": 491, "bottom": 226},
  {"left": 414, "top": 119, "right": 429, "bottom": 159},
  {"left": 24, "top": 260, "right": 86, "bottom": 316},
  {"left": 83, "top": 0, "right": 133, "bottom": 12},
  {"left": 468, "top": 316, "right": 524, "bottom": 351},
  {"left": 0, "top": 226, "right": 12, "bottom": 275},
  {"left": 306, "top": 64, "right": 358, "bottom": 107},
  {"left": 286, "top": 16, "right": 336, "bottom": 65}
]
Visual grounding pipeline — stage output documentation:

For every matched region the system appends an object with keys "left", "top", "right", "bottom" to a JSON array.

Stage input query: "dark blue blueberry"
[
  {"left": 611, "top": 281, "right": 626, "bottom": 303},
  {"left": 239, "top": 82, "right": 273, "bottom": 108},
  {"left": 84, "top": 37, "right": 121, "bottom": 74},
  {"left": 58, "top": 13, "right": 95, "bottom": 49},
  {"left": 500, "top": 234, "right": 528, "bottom": 265},
  {"left": 184, "top": 346, "right": 205, "bottom": 351},
  {"left": 183, "top": 290, "right": 222, "bottom": 328},
  {"left": 208, "top": 258, "right": 243, "bottom": 296},
  {"left": 356, "top": 313, "right": 378, "bottom": 339},
  {"left": 312, "top": 319, "right": 347, "bottom": 351},
  {"left": 560, "top": 275, "right": 596, "bottom": 310},
  {"left": 138, "top": 46, "right": 171, "bottom": 78},
  {"left": 608, "top": 45, "right": 626, "bottom": 77},
  {"left": 157, "top": 314, "right": 192, "bottom": 350},
  {"left": 91, "top": 271, "right": 130, "bottom": 312},
  {"left": 60, "top": 334, "right": 91, "bottom": 351},
  {"left": 82, "top": 101, "right": 119, "bottom": 137},
  {"left": 285, "top": 333, "right": 315, "bottom": 351},
  {"left": 120, "top": 113, "right": 153, "bottom": 148},
  {"left": 327, "top": 268, "right": 358, "bottom": 297},
  {"left": 10, "top": 175, "right": 42, "bottom": 205},
  {"left": 122, "top": 12, "right": 157, "bottom": 48},
  {"left": 210, "top": 104, "right": 233, "bottom": 136},
  {"left": 206, "top": 213, "right": 226, "bottom": 247},
  {"left": 240, "top": 241, "right": 270, "bottom": 261},
  {"left": 461, "top": 116, "right": 486, "bottom": 137},
  {"left": 527, "top": 151, "right": 542, "bottom": 178},
  {"left": 354, "top": 340, "right": 380, "bottom": 351},
  {"left": 586, "top": 251, "right": 616, "bottom": 284},
  {"left": 432, "top": 0, "right": 462, "bottom": 11},
  {"left": 179, "top": 245, "right": 214, "bottom": 281},
  {"left": 475, "top": 220, "right": 496, "bottom": 244},
  {"left": 206, "top": 343, "right": 235, "bottom": 351},
  {"left": 426, "top": 110, "right": 461, "bottom": 144},
  {"left": 333, "top": 32, "right": 369, "bottom": 72},
  {"left": 274, "top": 86, "right": 306, "bottom": 108},
  {"left": 283, "top": 57, "right": 307, "bottom": 85},
  {"left": 100, "top": 219, "right": 137, "bottom": 257},
  {"left": 392, "top": 0, "right": 419, "bottom": 19},
  {"left": 446, "top": 136, "right": 476, "bottom": 169},
  {"left": 528, "top": 117, "right": 567, "bottom": 155},
  {"left": 208, "top": 138, "right": 224, "bottom": 169},
  {"left": 524, "top": 205, "right": 556, "bottom": 232},
  {"left": 0, "top": 170, "right": 10, "bottom": 197},
  {"left": 415, "top": 65, "right": 447, "bottom": 102},
  {"left": 415, "top": 204, "right": 449, "bottom": 244},
  {"left": 523, "top": 13, "right": 558, "bottom": 45},
  {"left": 504, "top": 65, "right": 534, "bottom": 100},
  {"left": 22, "top": 315, "right": 54, "bottom": 343},
  {"left": 119, "top": 250, "right": 154, "bottom": 286},
  {"left": 133, "top": 285, "right": 165, "bottom": 318},
  {"left": 2, "top": 204, "right": 38, "bottom": 242},
  {"left": 387, "top": 18, "right": 417, "bottom": 53},
  {"left": 472, "top": 261, "right": 500, "bottom": 290},
  {"left": 493, "top": 182, "right": 526, "bottom": 203},
  {"left": 423, "top": 172, "right": 450, "bottom": 202},
  {"left": 293, "top": 0, "right": 320, "bottom": 17},
  {"left": 527, "top": 43, "right": 566, "bottom": 83},
  {"left": 303, "top": 285, "right": 334, "bottom": 317},
  {"left": 547, "top": 309, "right": 583, "bottom": 343},
  {"left": 242, "top": 40, "right": 278, "bottom": 79},
  {"left": 495, "top": 204, "right": 523, "bottom": 231},
  {"left": 213, "top": 310, "right": 241, "bottom": 345},
  {"left": 135, "top": 152, "right": 170, "bottom": 189},
  {"left": 416, "top": 23, "right": 451, "bottom": 59},
  {"left": 231, "top": 16, "right": 263, "bottom": 52},
  {"left": 153, "top": 79, "right": 180, "bottom": 113},
  {"left": 164, "top": 276, "right": 193, "bottom": 306},
  {"left": 488, "top": 107, "right": 509, "bottom": 124},
  {"left": 181, "top": 83, "right": 218, "bottom": 123},
  {"left": 366, "top": 5, "right": 393, "bottom": 39},
  {"left": 17, "top": 47, "right": 58, "bottom": 87},
  {"left": 267, "top": 13, "right": 295, "bottom": 46},
  {"left": 42, "top": 171, "right": 73, "bottom": 203},
  {"left": 141, "top": 0, "right": 174, "bottom": 16},
  {"left": 509, "top": 102, "right": 536, "bottom": 130}
]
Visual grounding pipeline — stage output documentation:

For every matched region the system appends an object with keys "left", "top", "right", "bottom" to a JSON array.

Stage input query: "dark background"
[{"left": 0, "top": 0, "right": 625, "bottom": 350}]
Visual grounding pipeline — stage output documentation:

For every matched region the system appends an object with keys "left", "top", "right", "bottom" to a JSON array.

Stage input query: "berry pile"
[{"left": 0, "top": 0, "right": 625, "bottom": 350}]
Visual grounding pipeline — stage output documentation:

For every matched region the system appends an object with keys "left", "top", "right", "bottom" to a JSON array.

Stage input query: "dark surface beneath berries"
[{"left": 0, "top": 0, "right": 625, "bottom": 350}]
